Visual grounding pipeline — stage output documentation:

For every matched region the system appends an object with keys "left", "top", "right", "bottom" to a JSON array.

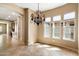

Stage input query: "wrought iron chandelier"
[{"left": 31, "top": 3, "right": 45, "bottom": 25}]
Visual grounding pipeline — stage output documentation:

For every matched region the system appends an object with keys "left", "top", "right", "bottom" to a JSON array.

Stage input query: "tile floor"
[{"left": 0, "top": 43, "right": 78, "bottom": 56}]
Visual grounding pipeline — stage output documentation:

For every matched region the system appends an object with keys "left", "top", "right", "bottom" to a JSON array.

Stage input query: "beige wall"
[
  {"left": 28, "top": 9, "right": 37, "bottom": 45},
  {"left": 24, "top": 8, "right": 38, "bottom": 45},
  {"left": 38, "top": 3, "right": 78, "bottom": 52}
]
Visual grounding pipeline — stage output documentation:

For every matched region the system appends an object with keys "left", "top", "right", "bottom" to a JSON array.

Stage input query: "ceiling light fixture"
[
  {"left": 31, "top": 3, "right": 45, "bottom": 26},
  {"left": 12, "top": 12, "right": 16, "bottom": 15},
  {"left": 8, "top": 16, "right": 10, "bottom": 18}
]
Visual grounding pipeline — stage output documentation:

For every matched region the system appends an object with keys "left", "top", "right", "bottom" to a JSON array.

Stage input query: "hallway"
[{"left": 0, "top": 43, "right": 77, "bottom": 56}]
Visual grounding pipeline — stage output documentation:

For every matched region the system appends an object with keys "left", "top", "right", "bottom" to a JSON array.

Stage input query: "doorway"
[{"left": 0, "top": 7, "right": 25, "bottom": 49}]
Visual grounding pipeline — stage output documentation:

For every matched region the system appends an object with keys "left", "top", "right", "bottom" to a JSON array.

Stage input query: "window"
[
  {"left": 44, "top": 17, "right": 51, "bottom": 38},
  {"left": 63, "top": 21, "right": 75, "bottom": 41},
  {"left": 44, "top": 23, "right": 51, "bottom": 38},
  {"left": 53, "top": 15, "right": 61, "bottom": 21},
  {"left": 64, "top": 12, "right": 75, "bottom": 20},
  {"left": 52, "top": 15, "right": 61, "bottom": 39},
  {"left": 43, "top": 11, "right": 76, "bottom": 41},
  {"left": 45, "top": 17, "right": 51, "bottom": 22},
  {"left": 52, "top": 22, "right": 61, "bottom": 39},
  {"left": 63, "top": 12, "right": 76, "bottom": 41}
]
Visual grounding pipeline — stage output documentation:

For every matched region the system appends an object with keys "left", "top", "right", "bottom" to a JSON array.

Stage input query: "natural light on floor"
[{"left": 36, "top": 44, "right": 61, "bottom": 50}]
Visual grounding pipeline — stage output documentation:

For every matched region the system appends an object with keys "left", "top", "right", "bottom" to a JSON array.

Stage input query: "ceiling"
[
  {"left": 16, "top": 3, "right": 67, "bottom": 11},
  {"left": 0, "top": 3, "right": 67, "bottom": 21},
  {"left": 0, "top": 7, "right": 20, "bottom": 21}
]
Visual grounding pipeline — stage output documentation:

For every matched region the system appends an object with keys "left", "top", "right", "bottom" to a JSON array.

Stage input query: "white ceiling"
[
  {"left": 0, "top": 7, "right": 20, "bottom": 21},
  {"left": 0, "top": 3, "right": 67, "bottom": 21},
  {"left": 16, "top": 3, "right": 67, "bottom": 11}
]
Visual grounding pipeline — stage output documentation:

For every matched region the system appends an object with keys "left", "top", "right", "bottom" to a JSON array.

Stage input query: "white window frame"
[
  {"left": 44, "top": 17, "right": 51, "bottom": 38},
  {"left": 43, "top": 11, "right": 76, "bottom": 42},
  {"left": 63, "top": 22, "right": 75, "bottom": 41},
  {"left": 52, "top": 22, "right": 61, "bottom": 39}
]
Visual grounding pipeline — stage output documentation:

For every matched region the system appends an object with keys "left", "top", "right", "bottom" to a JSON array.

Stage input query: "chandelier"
[{"left": 31, "top": 3, "right": 45, "bottom": 25}]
